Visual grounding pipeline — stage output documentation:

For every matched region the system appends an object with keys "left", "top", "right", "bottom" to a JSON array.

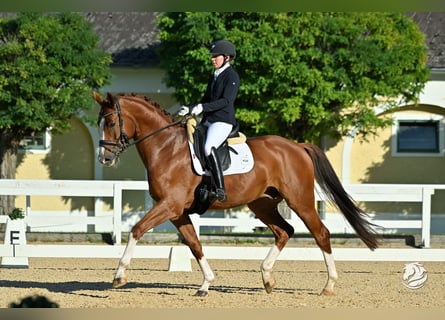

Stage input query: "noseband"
[{"left": 98, "top": 95, "right": 184, "bottom": 161}]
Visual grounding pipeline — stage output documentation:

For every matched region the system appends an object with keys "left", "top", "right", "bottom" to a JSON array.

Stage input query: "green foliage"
[
  {"left": 157, "top": 12, "right": 429, "bottom": 143},
  {"left": 8, "top": 208, "right": 25, "bottom": 220},
  {"left": 0, "top": 13, "right": 112, "bottom": 139}
]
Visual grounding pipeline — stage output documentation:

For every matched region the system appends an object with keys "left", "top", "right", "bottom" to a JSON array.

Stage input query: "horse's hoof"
[
  {"left": 194, "top": 290, "right": 208, "bottom": 297},
  {"left": 320, "top": 288, "right": 335, "bottom": 296},
  {"left": 264, "top": 280, "right": 275, "bottom": 294},
  {"left": 112, "top": 277, "right": 127, "bottom": 289},
  {"left": 262, "top": 269, "right": 276, "bottom": 294}
]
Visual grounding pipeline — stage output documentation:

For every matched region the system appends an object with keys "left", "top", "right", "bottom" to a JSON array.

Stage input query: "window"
[
  {"left": 18, "top": 131, "right": 51, "bottom": 154},
  {"left": 397, "top": 121, "right": 439, "bottom": 153},
  {"left": 392, "top": 114, "right": 444, "bottom": 157}
]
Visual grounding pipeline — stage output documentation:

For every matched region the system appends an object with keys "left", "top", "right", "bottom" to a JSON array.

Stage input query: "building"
[{"left": 323, "top": 12, "right": 445, "bottom": 234}]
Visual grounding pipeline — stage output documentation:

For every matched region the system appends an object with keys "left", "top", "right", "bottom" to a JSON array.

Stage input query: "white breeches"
[{"left": 203, "top": 121, "right": 233, "bottom": 156}]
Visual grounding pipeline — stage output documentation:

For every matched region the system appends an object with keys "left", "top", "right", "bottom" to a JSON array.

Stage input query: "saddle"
[
  {"left": 187, "top": 118, "right": 244, "bottom": 172},
  {"left": 185, "top": 117, "right": 254, "bottom": 215}
]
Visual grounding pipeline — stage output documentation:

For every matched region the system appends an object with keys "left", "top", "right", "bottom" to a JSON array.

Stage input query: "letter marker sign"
[{"left": 1, "top": 218, "right": 29, "bottom": 268}]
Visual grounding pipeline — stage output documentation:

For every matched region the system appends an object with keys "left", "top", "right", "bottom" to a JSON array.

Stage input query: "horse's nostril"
[{"left": 98, "top": 154, "right": 110, "bottom": 163}]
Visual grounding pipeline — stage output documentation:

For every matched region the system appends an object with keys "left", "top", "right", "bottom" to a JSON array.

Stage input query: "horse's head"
[{"left": 93, "top": 91, "right": 130, "bottom": 167}]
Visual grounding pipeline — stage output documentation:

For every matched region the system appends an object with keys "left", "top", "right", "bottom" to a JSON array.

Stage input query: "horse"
[{"left": 93, "top": 91, "right": 379, "bottom": 297}]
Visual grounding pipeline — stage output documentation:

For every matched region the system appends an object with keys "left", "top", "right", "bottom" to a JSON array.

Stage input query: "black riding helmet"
[{"left": 209, "top": 40, "right": 236, "bottom": 59}]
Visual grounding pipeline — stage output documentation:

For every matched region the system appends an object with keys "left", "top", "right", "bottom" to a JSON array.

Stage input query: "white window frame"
[
  {"left": 391, "top": 113, "right": 444, "bottom": 157},
  {"left": 18, "top": 130, "right": 52, "bottom": 154}
]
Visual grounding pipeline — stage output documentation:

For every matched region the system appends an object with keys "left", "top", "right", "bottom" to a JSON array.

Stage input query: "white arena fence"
[{"left": 1, "top": 179, "right": 445, "bottom": 268}]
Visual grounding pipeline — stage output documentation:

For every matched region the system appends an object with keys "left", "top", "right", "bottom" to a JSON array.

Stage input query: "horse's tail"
[{"left": 302, "top": 143, "right": 380, "bottom": 250}]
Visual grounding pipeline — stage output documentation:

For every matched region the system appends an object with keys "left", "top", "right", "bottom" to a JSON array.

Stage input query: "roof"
[
  {"left": 408, "top": 12, "right": 445, "bottom": 69},
  {"left": 83, "top": 12, "right": 160, "bottom": 66},
  {"left": 85, "top": 12, "right": 445, "bottom": 69}
]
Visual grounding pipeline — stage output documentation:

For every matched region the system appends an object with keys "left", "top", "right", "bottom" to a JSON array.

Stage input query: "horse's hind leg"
[
  {"left": 171, "top": 214, "right": 215, "bottom": 297},
  {"left": 288, "top": 199, "right": 338, "bottom": 295},
  {"left": 248, "top": 195, "right": 294, "bottom": 294}
]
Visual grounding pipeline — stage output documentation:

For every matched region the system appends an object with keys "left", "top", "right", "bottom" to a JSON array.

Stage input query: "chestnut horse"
[{"left": 93, "top": 92, "right": 379, "bottom": 296}]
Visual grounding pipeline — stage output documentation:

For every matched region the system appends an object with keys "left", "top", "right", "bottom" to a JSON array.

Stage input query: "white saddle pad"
[{"left": 188, "top": 141, "right": 254, "bottom": 176}]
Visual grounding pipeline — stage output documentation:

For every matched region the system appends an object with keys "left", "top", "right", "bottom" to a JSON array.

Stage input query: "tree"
[
  {"left": 157, "top": 12, "right": 429, "bottom": 142},
  {"left": 0, "top": 13, "right": 112, "bottom": 215}
]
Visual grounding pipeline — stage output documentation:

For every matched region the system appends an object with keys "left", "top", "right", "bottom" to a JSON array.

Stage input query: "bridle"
[{"left": 98, "top": 95, "right": 184, "bottom": 161}]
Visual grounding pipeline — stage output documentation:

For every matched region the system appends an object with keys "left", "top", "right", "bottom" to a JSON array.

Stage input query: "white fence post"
[
  {"left": 25, "top": 195, "right": 31, "bottom": 216},
  {"left": 421, "top": 187, "right": 434, "bottom": 248},
  {"left": 112, "top": 183, "right": 123, "bottom": 245}
]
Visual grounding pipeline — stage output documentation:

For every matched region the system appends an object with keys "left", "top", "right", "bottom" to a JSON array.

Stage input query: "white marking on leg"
[
  {"left": 261, "top": 245, "right": 281, "bottom": 293},
  {"left": 321, "top": 251, "right": 338, "bottom": 295},
  {"left": 114, "top": 233, "right": 138, "bottom": 282},
  {"left": 197, "top": 257, "right": 215, "bottom": 293},
  {"left": 262, "top": 244, "right": 281, "bottom": 270}
]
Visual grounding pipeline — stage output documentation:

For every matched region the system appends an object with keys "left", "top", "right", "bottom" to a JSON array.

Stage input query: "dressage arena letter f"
[{"left": 10, "top": 231, "right": 21, "bottom": 245}]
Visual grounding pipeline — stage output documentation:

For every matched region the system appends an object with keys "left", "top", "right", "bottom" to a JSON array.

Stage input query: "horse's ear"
[
  {"left": 93, "top": 91, "right": 103, "bottom": 104},
  {"left": 106, "top": 92, "right": 114, "bottom": 104}
]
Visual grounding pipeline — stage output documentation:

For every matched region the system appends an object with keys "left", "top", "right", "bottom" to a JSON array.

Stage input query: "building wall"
[
  {"left": 16, "top": 117, "right": 95, "bottom": 212},
  {"left": 325, "top": 80, "right": 445, "bottom": 217}
]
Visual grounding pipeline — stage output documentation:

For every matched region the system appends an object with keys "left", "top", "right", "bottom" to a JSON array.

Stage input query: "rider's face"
[{"left": 211, "top": 54, "right": 226, "bottom": 69}]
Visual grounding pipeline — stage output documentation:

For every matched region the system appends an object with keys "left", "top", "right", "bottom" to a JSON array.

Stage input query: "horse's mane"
[{"left": 116, "top": 92, "right": 175, "bottom": 123}]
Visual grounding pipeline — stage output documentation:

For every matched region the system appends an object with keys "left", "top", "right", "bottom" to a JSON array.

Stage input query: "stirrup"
[{"left": 215, "top": 188, "right": 227, "bottom": 202}]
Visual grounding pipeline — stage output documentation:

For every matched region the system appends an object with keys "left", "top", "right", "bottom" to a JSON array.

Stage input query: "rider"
[{"left": 179, "top": 39, "right": 240, "bottom": 202}]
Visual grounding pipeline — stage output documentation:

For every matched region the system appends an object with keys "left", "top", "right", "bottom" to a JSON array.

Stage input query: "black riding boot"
[{"left": 208, "top": 147, "right": 227, "bottom": 202}]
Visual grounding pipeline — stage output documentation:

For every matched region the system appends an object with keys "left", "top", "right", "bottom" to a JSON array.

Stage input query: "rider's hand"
[
  {"left": 191, "top": 104, "right": 203, "bottom": 116},
  {"left": 178, "top": 106, "right": 190, "bottom": 116}
]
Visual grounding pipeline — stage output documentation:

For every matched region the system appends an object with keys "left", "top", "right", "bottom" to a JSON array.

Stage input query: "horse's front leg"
[
  {"left": 171, "top": 214, "right": 214, "bottom": 297},
  {"left": 112, "top": 201, "right": 177, "bottom": 289},
  {"left": 112, "top": 232, "right": 137, "bottom": 288},
  {"left": 195, "top": 256, "right": 215, "bottom": 296}
]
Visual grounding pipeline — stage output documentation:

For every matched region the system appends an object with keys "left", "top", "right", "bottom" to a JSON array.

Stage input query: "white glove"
[
  {"left": 178, "top": 106, "right": 190, "bottom": 116},
  {"left": 191, "top": 103, "right": 203, "bottom": 115}
]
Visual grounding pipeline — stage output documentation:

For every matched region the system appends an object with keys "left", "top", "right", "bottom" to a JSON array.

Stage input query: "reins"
[{"left": 130, "top": 117, "right": 184, "bottom": 146}]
